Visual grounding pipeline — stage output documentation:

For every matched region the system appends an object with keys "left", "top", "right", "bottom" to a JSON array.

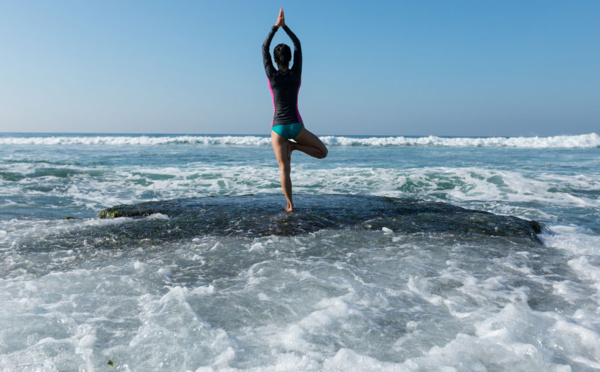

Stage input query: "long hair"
[{"left": 273, "top": 43, "right": 292, "bottom": 67}]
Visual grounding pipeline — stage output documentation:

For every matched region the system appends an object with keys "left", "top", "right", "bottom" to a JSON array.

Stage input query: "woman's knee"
[
  {"left": 317, "top": 145, "right": 328, "bottom": 159},
  {"left": 278, "top": 161, "right": 291, "bottom": 173}
]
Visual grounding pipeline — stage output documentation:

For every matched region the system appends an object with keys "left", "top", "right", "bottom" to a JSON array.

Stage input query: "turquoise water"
[{"left": 1, "top": 133, "right": 599, "bottom": 370}]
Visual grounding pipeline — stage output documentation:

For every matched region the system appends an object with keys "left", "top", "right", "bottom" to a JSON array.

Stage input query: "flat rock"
[{"left": 97, "top": 194, "right": 543, "bottom": 243}]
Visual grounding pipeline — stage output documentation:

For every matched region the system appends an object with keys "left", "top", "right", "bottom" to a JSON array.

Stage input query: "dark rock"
[{"left": 97, "top": 194, "right": 543, "bottom": 243}]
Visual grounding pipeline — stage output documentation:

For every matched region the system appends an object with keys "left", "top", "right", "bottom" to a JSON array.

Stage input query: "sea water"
[{"left": 0, "top": 133, "right": 599, "bottom": 371}]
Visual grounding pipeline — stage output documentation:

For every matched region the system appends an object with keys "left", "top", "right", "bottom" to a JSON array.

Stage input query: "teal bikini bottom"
[{"left": 272, "top": 123, "right": 304, "bottom": 140}]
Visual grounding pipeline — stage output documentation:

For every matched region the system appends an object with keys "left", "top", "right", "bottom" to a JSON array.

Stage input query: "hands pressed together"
[{"left": 275, "top": 8, "right": 285, "bottom": 28}]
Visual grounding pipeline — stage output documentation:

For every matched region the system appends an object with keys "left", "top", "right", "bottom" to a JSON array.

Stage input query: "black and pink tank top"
[{"left": 262, "top": 25, "right": 303, "bottom": 127}]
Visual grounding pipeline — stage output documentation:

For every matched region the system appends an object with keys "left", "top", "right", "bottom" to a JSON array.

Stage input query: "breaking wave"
[{"left": 0, "top": 133, "right": 598, "bottom": 148}]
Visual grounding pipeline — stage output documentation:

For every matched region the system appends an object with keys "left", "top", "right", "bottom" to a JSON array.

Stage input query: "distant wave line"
[{"left": 0, "top": 133, "right": 598, "bottom": 148}]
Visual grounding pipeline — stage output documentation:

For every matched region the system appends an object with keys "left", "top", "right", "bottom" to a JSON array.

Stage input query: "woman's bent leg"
[
  {"left": 271, "top": 130, "right": 294, "bottom": 211},
  {"left": 292, "top": 127, "right": 328, "bottom": 159}
]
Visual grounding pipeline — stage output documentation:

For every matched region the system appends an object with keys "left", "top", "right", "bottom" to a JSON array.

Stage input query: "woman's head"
[{"left": 274, "top": 43, "right": 292, "bottom": 68}]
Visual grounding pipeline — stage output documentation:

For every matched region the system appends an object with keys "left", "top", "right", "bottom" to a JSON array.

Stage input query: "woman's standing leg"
[{"left": 271, "top": 130, "right": 294, "bottom": 211}]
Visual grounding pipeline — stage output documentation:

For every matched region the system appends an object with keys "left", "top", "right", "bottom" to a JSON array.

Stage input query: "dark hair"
[{"left": 274, "top": 43, "right": 292, "bottom": 67}]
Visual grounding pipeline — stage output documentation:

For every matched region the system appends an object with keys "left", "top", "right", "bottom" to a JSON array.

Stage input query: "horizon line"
[{"left": 1, "top": 132, "right": 597, "bottom": 138}]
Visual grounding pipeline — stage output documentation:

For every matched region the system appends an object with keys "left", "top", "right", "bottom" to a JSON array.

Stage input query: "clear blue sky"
[{"left": 1, "top": 1, "right": 598, "bottom": 136}]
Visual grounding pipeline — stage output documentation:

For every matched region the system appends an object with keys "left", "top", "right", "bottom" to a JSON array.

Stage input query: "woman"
[{"left": 263, "top": 9, "right": 328, "bottom": 212}]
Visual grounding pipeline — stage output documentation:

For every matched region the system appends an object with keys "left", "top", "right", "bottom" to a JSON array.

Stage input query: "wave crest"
[
  {"left": 321, "top": 133, "right": 600, "bottom": 148},
  {"left": 1, "top": 133, "right": 598, "bottom": 148}
]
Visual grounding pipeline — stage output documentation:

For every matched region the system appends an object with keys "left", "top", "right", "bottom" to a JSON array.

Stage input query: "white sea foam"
[
  {"left": 542, "top": 225, "right": 600, "bottom": 256},
  {"left": 1, "top": 132, "right": 598, "bottom": 148},
  {"left": 2, "top": 129, "right": 599, "bottom": 370},
  {"left": 3, "top": 159, "right": 598, "bottom": 222},
  {"left": 2, "top": 227, "right": 600, "bottom": 370},
  {"left": 0, "top": 135, "right": 272, "bottom": 147},
  {"left": 395, "top": 303, "right": 595, "bottom": 371},
  {"left": 322, "top": 132, "right": 600, "bottom": 148}
]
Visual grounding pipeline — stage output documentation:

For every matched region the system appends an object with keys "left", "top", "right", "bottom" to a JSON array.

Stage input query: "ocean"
[{"left": 1, "top": 132, "right": 599, "bottom": 371}]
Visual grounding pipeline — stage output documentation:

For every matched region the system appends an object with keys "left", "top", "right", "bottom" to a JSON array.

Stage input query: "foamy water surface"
[{"left": 1, "top": 133, "right": 599, "bottom": 371}]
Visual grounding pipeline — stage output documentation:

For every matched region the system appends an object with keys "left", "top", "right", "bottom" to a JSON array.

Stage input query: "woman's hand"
[{"left": 275, "top": 8, "right": 285, "bottom": 28}]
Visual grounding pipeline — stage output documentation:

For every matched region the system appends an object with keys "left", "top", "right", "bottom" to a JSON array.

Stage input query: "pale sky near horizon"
[{"left": 1, "top": 1, "right": 598, "bottom": 136}]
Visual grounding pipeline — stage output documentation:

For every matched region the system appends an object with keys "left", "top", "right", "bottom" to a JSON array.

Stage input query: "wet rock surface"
[{"left": 97, "top": 194, "right": 543, "bottom": 243}]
